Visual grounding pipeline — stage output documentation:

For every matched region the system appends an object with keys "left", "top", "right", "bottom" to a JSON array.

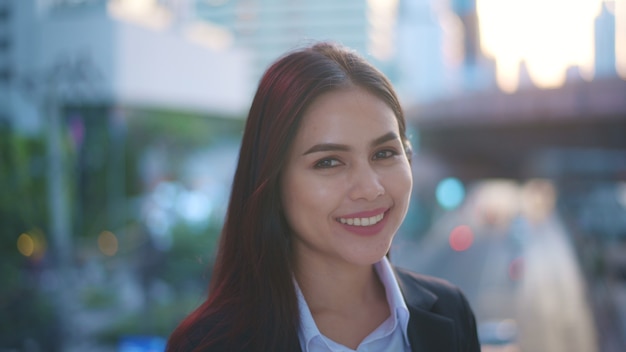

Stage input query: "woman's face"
[{"left": 281, "top": 86, "right": 413, "bottom": 269}]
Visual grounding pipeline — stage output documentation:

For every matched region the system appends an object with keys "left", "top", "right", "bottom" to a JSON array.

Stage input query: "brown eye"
[
  {"left": 314, "top": 158, "right": 342, "bottom": 169},
  {"left": 373, "top": 150, "right": 397, "bottom": 160}
]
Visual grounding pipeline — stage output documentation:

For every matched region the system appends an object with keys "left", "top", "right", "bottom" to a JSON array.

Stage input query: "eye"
[
  {"left": 373, "top": 149, "right": 398, "bottom": 160},
  {"left": 314, "top": 158, "right": 343, "bottom": 169}
]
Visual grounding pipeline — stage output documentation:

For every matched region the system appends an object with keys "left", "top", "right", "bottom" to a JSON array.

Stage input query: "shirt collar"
[
  {"left": 295, "top": 257, "right": 411, "bottom": 350},
  {"left": 295, "top": 279, "right": 325, "bottom": 349},
  {"left": 375, "top": 256, "right": 411, "bottom": 347}
]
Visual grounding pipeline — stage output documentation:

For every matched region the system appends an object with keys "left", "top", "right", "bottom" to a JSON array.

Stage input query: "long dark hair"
[{"left": 166, "top": 42, "right": 411, "bottom": 351}]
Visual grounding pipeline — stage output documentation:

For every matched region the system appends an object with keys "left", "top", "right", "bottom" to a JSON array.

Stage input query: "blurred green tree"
[{"left": 0, "top": 125, "right": 61, "bottom": 350}]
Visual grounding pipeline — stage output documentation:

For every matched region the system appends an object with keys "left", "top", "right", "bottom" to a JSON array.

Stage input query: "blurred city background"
[{"left": 1, "top": 0, "right": 625, "bottom": 351}]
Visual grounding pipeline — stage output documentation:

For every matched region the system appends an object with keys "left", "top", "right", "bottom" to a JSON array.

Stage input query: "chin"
[{"left": 346, "top": 246, "right": 391, "bottom": 266}]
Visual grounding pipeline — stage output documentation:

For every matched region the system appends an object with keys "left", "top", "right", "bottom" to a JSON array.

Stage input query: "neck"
[{"left": 294, "top": 257, "right": 386, "bottom": 313}]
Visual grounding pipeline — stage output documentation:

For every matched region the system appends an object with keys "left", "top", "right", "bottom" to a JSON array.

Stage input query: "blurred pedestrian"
[{"left": 165, "top": 42, "right": 480, "bottom": 352}]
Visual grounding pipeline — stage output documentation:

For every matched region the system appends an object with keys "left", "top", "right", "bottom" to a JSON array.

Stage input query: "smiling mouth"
[{"left": 337, "top": 212, "right": 385, "bottom": 226}]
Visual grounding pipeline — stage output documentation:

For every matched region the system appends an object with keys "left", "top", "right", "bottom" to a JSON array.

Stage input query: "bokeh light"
[
  {"left": 98, "top": 231, "right": 119, "bottom": 256},
  {"left": 449, "top": 225, "right": 474, "bottom": 252},
  {"left": 436, "top": 177, "right": 465, "bottom": 210},
  {"left": 520, "top": 179, "right": 557, "bottom": 224},
  {"left": 16, "top": 230, "right": 46, "bottom": 260},
  {"left": 509, "top": 256, "right": 524, "bottom": 281},
  {"left": 17, "top": 233, "right": 35, "bottom": 257},
  {"left": 107, "top": 0, "right": 173, "bottom": 30},
  {"left": 471, "top": 180, "right": 520, "bottom": 229}
]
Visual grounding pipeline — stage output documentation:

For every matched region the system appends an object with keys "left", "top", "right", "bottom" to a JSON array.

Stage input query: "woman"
[{"left": 166, "top": 42, "right": 480, "bottom": 352}]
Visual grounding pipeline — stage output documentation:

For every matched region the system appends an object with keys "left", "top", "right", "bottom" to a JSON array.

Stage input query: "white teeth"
[{"left": 338, "top": 213, "right": 384, "bottom": 227}]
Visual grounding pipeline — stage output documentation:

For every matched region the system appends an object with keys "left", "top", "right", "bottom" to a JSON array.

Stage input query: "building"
[
  {"left": 2, "top": 0, "right": 251, "bottom": 134},
  {"left": 194, "top": 0, "right": 398, "bottom": 82}
]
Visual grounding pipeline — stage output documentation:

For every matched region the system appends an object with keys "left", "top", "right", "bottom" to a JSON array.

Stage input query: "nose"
[{"left": 348, "top": 163, "right": 385, "bottom": 201}]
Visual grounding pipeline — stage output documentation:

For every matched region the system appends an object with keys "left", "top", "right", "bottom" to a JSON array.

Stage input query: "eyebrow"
[{"left": 302, "top": 132, "right": 400, "bottom": 156}]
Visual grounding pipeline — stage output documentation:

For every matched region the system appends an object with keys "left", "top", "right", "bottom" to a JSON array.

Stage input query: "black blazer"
[{"left": 393, "top": 267, "right": 481, "bottom": 352}]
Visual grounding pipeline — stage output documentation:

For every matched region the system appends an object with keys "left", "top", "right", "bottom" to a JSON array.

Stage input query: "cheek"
[
  {"left": 284, "top": 176, "right": 336, "bottom": 214},
  {"left": 387, "top": 166, "right": 413, "bottom": 202},
  {"left": 282, "top": 174, "right": 321, "bottom": 223},
  {"left": 282, "top": 174, "right": 344, "bottom": 233}
]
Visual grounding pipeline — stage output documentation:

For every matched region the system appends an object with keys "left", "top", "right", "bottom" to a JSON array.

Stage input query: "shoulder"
[
  {"left": 393, "top": 266, "right": 481, "bottom": 351},
  {"left": 394, "top": 266, "right": 459, "bottom": 294},
  {"left": 392, "top": 266, "right": 476, "bottom": 323},
  {"left": 393, "top": 266, "right": 465, "bottom": 302}
]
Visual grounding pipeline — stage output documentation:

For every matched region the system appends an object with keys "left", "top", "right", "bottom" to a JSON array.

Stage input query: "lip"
[{"left": 336, "top": 207, "right": 390, "bottom": 237}]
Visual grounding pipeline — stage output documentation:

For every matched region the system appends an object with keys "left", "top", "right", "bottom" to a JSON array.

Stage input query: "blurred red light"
[
  {"left": 508, "top": 256, "right": 524, "bottom": 281},
  {"left": 449, "top": 225, "right": 474, "bottom": 251}
]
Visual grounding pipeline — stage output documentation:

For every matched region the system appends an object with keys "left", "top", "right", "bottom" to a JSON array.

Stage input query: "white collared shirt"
[{"left": 296, "top": 257, "right": 412, "bottom": 352}]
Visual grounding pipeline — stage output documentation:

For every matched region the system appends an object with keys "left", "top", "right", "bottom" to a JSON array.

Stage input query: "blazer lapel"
[
  {"left": 406, "top": 305, "right": 457, "bottom": 352},
  {"left": 394, "top": 269, "right": 458, "bottom": 352}
]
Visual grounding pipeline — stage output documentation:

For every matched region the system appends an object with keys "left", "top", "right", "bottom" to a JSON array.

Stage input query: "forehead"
[{"left": 294, "top": 87, "right": 400, "bottom": 145}]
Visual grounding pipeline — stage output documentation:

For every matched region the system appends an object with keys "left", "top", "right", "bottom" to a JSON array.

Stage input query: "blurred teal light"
[{"left": 436, "top": 177, "right": 465, "bottom": 210}]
